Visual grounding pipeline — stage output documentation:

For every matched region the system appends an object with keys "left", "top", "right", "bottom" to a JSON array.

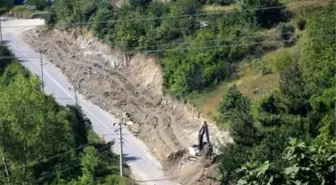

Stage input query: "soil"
[{"left": 21, "top": 28, "right": 232, "bottom": 185}]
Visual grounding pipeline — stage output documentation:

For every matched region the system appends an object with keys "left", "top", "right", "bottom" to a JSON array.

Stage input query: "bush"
[
  {"left": 277, "top": 22, "right": 295, "bottom": 46},
  {"left": 220, "top": 144, "right": 252, "bottom": 184},
  {"left": 0, "top": 0, "right": 13, "bottom": 11},
  {"left": 196, "top": 0, "right": 235, "bottom": 5},
  {"left": 213, "top": 0, "right": 236, "bottom": 5},
  {"left": 243, "top": 0, "right": 284, "bottom": 28},
  {"left": 26, "top": 0, "right": 49, "bottom": 10},
  {"left": 252, "top": 59, "right": 272, "bottom": 75},
  {"left": 45, "top": 9, "right": 57, "bottom": 26},
  {"left": 272, "top": 50, "right": 294, "bottom": 72},
  {"left": 296, "top": 18, "right": 306, "bottom": 31}
]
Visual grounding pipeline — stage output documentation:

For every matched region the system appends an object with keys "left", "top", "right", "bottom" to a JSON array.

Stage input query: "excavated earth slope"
[{"left": 22, "top": 28, "right": 232, "bottom": 167}]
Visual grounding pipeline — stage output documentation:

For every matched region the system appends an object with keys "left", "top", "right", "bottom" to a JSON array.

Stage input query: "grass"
[
  {"left": 286, "top": 0, "right": 329, "bottom": 10},
  {"left": 11, "top": 5, "right": 34, "bottom": 18},
  {"left": 188, "top": 60, "right": 280, "bottom": 129},
  {"left": 188, "top": 82, "right": 233, "bottom": 128},
  {"left": 202, "top": 4, "right": 239, "bottom": 12}
]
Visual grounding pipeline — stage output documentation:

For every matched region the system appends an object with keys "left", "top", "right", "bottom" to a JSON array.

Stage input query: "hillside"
[{"left": 10, "top": 0, "right": 336, "bottom": 184}]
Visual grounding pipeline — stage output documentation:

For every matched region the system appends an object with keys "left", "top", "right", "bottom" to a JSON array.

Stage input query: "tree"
[
  {"left": 243, "top": 0, "right": 283, "bottom": 28},
  {"left": 236, "top": 139, "right": 336, "bottom": 185},
  {"left": 220, "top": 144, "right": 252, "bottom": 184},
  {"left": 237, "top": 161, "right": 283, "bottom": 185},
  {"left": 0, "top": 0, "right": 13, "bottom": 11},
  {"left": 218, "top": 85, "right": 251, "bottom": 122},
  {"left": 299, "top": 0, "right": 336, "bottom": 90},
  {"left": 80, "top": 147, "right": 103, "bottom": 184},
  {"left": 26, "top": 0, "right": 49, "bottom": 10},
  {"left": 0, "top": 45, "right": 121, "bottom": 185},
  {"left": 279, "top": 66, "right": 310, "bottom": 116},
  {"left": 218, "top": 85, "right": 258, "bottom": 146}
]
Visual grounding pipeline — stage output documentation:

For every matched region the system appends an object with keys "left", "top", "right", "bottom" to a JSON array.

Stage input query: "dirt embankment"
[{"left": 22, "top": 28, "right": 232, "bottom": 184}]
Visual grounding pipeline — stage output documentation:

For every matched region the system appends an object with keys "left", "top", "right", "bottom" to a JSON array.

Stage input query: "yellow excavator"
[{"left": 188, "top": 121, "right": 217, "bottom": 163}]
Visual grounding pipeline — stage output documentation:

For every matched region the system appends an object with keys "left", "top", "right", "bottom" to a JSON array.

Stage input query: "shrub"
[
  {"left": 26, "top": 0, "right": 48, "bottom": 10},
  {"left": 45, "top": 8, "right": 57, "bottom": 26},
  {"left": 220, "top": 144, "right": 252, "bottom": 184},
  {"left": 272, "top": 50, "right": 294, "bottom": 72},
  {"left": 243, "top": 0, "right": 284, "bottom": 28},
  {"left": 252, "top": 59, "right": 272, "bottom": 75},
  {"left": 277, "top": 22, "right": 295, "bottom": 46},
  {"left": 296, "top": 18, "right": 306, "bottom": 31}
]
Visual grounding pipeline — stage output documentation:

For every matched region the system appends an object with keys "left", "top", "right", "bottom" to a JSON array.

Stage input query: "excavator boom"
[{"left": 198, "top": 121, "right": 213, "bottom": 154}]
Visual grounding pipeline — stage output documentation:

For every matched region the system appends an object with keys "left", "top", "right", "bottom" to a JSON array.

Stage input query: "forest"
[
  {"left": 0, "top": 45, "right": 125, "bottom": 184},
  {"left": 12, "top": 0, "right": 336, "bottom": 184}
]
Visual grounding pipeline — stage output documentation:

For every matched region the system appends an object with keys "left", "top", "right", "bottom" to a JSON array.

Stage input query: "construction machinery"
[{"left": 188, "top": 121, "right": 216, "bottom": 162}]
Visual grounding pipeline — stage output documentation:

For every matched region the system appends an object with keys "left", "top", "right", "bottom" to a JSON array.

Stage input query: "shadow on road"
[{"left": 123, "top": 153, "right": 140, "bottom": 161}]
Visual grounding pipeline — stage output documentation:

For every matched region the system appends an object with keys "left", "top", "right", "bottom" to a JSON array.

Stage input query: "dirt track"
[{"left": 22, "top": 28, "right": 232, "bottom": 184}]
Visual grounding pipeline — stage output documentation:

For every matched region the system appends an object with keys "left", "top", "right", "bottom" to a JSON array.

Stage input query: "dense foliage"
[
  {"left": 0, "top": 0, "right": 13, "bottom": 14},
  {"left": 218, "top": 2, "right": 336, "bottom": 184},
  {"left": 47, "top": 0, "right": 290, "bottom": 97},
  {"left": 0, "top": 45, "right": 125, "bottom": 185},
  {"left": 26, "top": 0, "right": 50, "bottom": 10}
]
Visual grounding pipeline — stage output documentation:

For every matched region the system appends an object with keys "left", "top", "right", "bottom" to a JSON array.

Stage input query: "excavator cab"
[{"left": 188, "top": 121, "right": 216, "bottom": 162}]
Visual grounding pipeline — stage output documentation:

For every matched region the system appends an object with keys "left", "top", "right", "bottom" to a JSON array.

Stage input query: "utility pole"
[
  {"left": 113, "top": 119, "right": 126, "bottom": 177},
  {"left": 68, "top": 87, "right": 79, "bottom": 106},
  {"left": 39, "top": 52, "right": 44, "bottom": 93},
  {"left": 0, "top": 19, "right": 3, "bottom": 42},
  {"left": 2, "top": 157, "right": 10, "bottom": 185},
  {"left": 118, "top": 122, "right": 124, "bottom": 177},
  {"left": 74, "top": 87, "right": 78, "bottom": 107}
]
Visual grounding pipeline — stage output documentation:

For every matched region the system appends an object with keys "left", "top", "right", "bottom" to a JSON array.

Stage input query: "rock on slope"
[{"left": 22, "top": 28, "right": 232, "bottom": 169}]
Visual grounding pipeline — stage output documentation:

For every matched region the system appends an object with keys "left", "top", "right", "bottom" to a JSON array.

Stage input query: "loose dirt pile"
[{"left": 22, "top": 28, "right": 232, "bottom": 184}]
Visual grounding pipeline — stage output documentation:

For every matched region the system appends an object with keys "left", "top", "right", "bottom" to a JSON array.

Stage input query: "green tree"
[
  {"left": 243, "top": 0, "right": 283, "bottom": 28},
  {"left": 236, "top": 139, "right": 336, "bottom": 185},
  {"left": 220, "top": 144, "right": 251, "bottom": 184},
  {"left": 26, "top": 0, "right": 49, "bottom": 10},
  {"left": 218, "top": 85, "right": 258, "bottom": 146},
  {"left": 237, "top": 161, "right": 283, "bottom": 185},
  {"left": 0, "top": 44, "right": 121, "bottom": 185}
]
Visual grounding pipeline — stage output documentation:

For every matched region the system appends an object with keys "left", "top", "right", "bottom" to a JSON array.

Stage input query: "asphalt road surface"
[{"left": 2, "top": 19, "right": 178, "bottom": 185}]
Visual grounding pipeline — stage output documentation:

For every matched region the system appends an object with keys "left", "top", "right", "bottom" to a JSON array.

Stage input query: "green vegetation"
[
  {"left": 218, "top": 2, "right": 335, "bottom": 184},
  {"left": 0, "top": 0, "right": 13, "bottom": 14},
  {"left": 0, "top": 45, "right": 125, "bottom": 185},
  {"left": 11, "top": 5, "right": 34, "bottom": 18},
  {"left": 47, "top": 0, "right": 290, "bottom": 98},
  {"left": 42, "top": 0, "right": 335, "bottom": 184},
  {"left": 26, "top": 0, "right": 50, "bottom": 10}
]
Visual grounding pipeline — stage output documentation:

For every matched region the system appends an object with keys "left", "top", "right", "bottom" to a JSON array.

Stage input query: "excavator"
[{"left": 188, "top": 121, "right": 217, "bottom": 162}]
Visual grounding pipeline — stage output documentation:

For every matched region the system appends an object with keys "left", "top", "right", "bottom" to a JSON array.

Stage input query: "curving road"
[{"left": 2, "top": 19, "right": 178, "bottom": 185}]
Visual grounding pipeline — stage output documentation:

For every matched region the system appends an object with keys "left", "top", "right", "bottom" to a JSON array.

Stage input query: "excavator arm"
[
  {"left": 189, "top": 121, "right": 216, "bottom": 162},
  {"left": 198, "top": 121, "right": 213, "bottom": 154},
  {"left": 198, "top": 122, "right": 205, "bottom": 151}
]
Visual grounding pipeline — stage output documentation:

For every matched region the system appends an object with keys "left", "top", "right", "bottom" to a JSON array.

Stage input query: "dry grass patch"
[
  {"left": 202, "top": 4, "right": 239, "bottom": 12},
  {"left": 189, "top": 62, "right": 280, "bottom": 128},
  {"left": 286, "top": 0, "right": 329, "bottom": 11}
]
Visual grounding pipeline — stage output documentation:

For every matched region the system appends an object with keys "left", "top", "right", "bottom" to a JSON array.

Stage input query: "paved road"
[{"left": 2, "top": 19, "right": 178, "bottom": 185}]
